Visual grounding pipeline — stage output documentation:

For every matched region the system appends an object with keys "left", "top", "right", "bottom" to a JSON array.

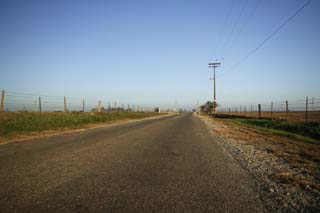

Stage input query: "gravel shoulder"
[{"left": 196, "top": 113, "right": 320, "bottom": 212}]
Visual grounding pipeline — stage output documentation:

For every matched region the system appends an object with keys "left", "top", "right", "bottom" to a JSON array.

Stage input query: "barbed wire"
[
  {"left": 0, "top": 90, "right": 157, "bottom": 113},
  {"left": 214, "top": 96, "right": 319, "bottom": 122}
]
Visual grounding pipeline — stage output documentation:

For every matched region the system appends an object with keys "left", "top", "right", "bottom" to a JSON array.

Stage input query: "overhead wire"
[
  {"left": 211, "top": 0, "right": 236, "bottom": 61},
  {"left": 224, "top": 0, "right": 313, "bottom": 74},
  {"left": 223, "top": 0, "right": 262, "bottom": 55},
  {"left": 220, "top": 0, "right": 249, "bottom": 56}
]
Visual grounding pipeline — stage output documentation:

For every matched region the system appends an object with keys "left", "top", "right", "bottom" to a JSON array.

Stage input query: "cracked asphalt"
[{"left": 0, "top": 113, "right": 265, "bottom": 212}]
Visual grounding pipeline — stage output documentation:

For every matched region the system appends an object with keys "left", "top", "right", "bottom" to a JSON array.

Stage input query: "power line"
[
  {"left": 225, "top": 0, "right": 313, "bottom": 73},
  {"left": 211, "top": 0, "right": 236, "bottom": 61},
  {"left": 224, "top": 0, "right": 262, "bottom": 54},
  {"left": 220, "top": 0, "right": 249, "bottom": 56}
]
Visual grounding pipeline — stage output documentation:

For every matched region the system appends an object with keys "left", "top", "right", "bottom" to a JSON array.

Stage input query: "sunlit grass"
[{"left": 0, "top": 111, "right": 162, "bottom": 139}]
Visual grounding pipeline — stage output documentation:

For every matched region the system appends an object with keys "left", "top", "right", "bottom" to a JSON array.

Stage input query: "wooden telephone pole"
[{"left": 208, "top": 62, "right": 221, "bottom": 114}]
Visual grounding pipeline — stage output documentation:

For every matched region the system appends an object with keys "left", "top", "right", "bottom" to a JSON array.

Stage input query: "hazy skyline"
[{"left": 0, "top": 0, "right": 319, "bottom": 109}]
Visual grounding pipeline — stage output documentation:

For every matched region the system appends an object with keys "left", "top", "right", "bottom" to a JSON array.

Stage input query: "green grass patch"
[
  {"left": 0, "top": 111, "right": 163, "bottom": 139},
  {"left": 230, "top": 118, "right": 320, "bottom": 144}
]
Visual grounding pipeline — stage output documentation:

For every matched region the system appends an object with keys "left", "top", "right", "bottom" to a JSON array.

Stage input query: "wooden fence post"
[
  {"left": 285, "top": 100, "right": 288, "bottom": 121},
  {"left": 305, "top": 96, "right": 308, "bottom": 123},
  {"left": 258, "top": 104, "right": 261, "bottom": 119},
  {"left": 244, "top": 106, "right": 246, "bottom": 117},
  {"left": 39, "top": 96, "right": 42, "bottom": 113},
  {"left": 270, "top": 102, "right": 273, "bottom": 120},
  {"left": 64, "top": 96, "right": 67, "bottom": 113},
  {"left": 82, "top": 100, "right": 85, "bottom": 112},
  {"left": 1, "top": 90, "right": 5, "bottom": 112},
  {"left": 98, "top": 100, "right": 102, "bottom": 112}
]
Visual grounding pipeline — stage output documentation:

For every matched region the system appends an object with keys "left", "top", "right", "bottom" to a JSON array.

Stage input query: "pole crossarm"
[{"left": 208, "top": 62, "right": 221, "bottom": 68}]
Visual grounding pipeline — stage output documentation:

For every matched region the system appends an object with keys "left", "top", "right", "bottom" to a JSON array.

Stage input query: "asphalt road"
[{"left": 0, "top": 113, "right": 265, "bottom": 212}]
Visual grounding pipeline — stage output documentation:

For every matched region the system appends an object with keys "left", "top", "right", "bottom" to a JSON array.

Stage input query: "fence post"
[
  {"left": 64, "top": 96, "right": 67, "bottom": 113},
  {"left": 305, "top": 96, "right": 308, "bottom": 123},
  {"left": 285, "top": 100, "right": 288, "bottom": 121},
  {"left": 251, "top": 104, "right": 253, "bottom": 118},
  {"left": 258, "top": 104, "right": 261, "bottom": 119},
  {"left": 240, "top": 106, "right": 242, "bottom": 116},
  {"left": 98, "top": 100, "right": 102, "bottom": 112},
  {"left": 270, "top": 102, "right": 273, "bottom": 120},
  {"left": 1, "top": 90, "right": 5, "bottom": 112},
  {"left": 244, "top": 106, "right": 246, "bottom": 117},
  {"left": 82, "top": 100, "right": 85, "bottom": 112},
  {"left": 39, "top": 96, "right": 42, "bottom": 113}
]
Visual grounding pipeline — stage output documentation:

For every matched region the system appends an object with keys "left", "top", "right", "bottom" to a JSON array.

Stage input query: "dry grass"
[{"left": 272, "top": 172, "right": 320, "bottom": 191}]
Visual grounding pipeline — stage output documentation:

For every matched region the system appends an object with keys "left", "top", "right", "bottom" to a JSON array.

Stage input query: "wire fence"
[
  {"left": 217, "top": 97, "right": 320, "bottom": 123},
  {"left": 0, "top": 90, "right": 157, "bottom": 113}
]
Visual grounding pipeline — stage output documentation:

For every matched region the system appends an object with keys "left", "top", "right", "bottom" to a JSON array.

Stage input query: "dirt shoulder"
[
  {"left": 0, "top": 113, "right": 173, "bottom": 145},
  {"left": 195, "top": 113, "right": 320, "bottom": 212}
]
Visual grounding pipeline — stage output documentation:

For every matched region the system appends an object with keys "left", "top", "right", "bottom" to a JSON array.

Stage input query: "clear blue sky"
[{"left": 0, "top": 0, "right": 319, "bottom": 109}]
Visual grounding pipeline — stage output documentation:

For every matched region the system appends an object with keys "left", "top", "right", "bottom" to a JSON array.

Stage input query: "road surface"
[{"left": 0, "top": 113, "right": 265, "bottom": 212}]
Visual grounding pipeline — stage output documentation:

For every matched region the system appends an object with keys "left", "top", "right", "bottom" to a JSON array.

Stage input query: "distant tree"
[{"left": 200, "top": 101, "right": 214, "bottom": 114}]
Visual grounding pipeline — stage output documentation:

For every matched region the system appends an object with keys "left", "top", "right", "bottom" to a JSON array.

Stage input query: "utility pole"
[{"left": 208, "top": 62, "right": 221, "bottom": 114}]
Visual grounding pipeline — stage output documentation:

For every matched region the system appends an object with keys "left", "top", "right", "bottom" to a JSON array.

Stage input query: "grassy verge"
[
  {"left": 228, "top": 118, "right": 320, "bottom": 144},
  {"left": 0, "top": 111, "right": 164, "bottom": 139}
]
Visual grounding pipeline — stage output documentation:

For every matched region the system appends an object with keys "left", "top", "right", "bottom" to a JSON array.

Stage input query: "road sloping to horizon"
[{"left": 0, "top": 113, "right": 265, "bottom": 212}]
